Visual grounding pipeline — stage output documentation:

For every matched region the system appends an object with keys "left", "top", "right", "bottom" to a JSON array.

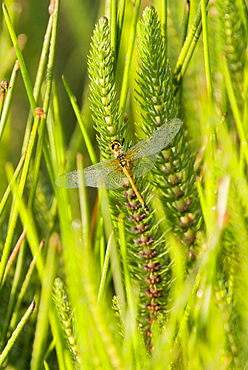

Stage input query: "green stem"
[
  {"left": 110, "top": 0, "right": 118, "bottom": 64},
  {"left": 0, "top": 61, "right": 19, "bottom": 141},
  {"left": 0, "top": 116, "right": 40, "bottom": 287},
  {"left": 28, "top": 0, "right": 60, "bottom": 208},
  {"left": 0, "top": 301, "right": 35, "bottom": 367},
  {"left": 22, "top": 16, "right": 53, "bottom": 152},
  {"left": 161, "top": 0, "right": 167, "bottom": 48},
  {"left": 2, "top": 3, "right": 36, "bottom": 111},
  {"left": 174, "top": 21, "right": 202, "bottom": 88},
  {"left": 62, "top": 76, "right": 97, "bottom": 165},
  {"left": 0, "top": 152, "right": 26, "bottom": 215},
  {"left": 77, "top": 153, "right": 90, "bottom": 246},
  {"left": 119, "top": 0, "right": 142, "bottom": 112},
  {"left": 117, "top": 0, "right": 126, "bottom": 56},
  {"left": 173, "top": 0, "right": 209, "bottom": 87},
  {"left": 97, "top": 233, "right": 112, "bottom": 304},
  {"left": 201, "top": 0, "right": 213, "bottom": 101},
  {"left": 222, "top": 54, "right": 247, "bottom": 147},
  {"left": 30, "top": 235, "right": 58, "bottom": 370},
  {"left": 180, "top": 0, "right": 190, "bottom": 47}
]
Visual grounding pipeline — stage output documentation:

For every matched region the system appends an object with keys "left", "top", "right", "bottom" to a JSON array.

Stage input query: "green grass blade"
[
  {"left": 119, "top": 0, "right": 142, "bottom": 112},
  {"left": 221, "top": 53, "right": 247, "bottom": 149},
  {"left": 0, "top": 115, "right": 41, "bottom": 286},
  {"left": 62, "top": 75, "right": 97, "bottom": 165},
  {"left": 0, "top": 61, "right": 19, "bottom": 141},
  {"left": 173, "top": 1, "right": 209, "bottom": 86},
  {"left": 30, "top": 234, "right": 58, "bottom": 370},
  {"left": 200, "top": 0, "right": 213, "bottom": 100},
  {"left": 0, "top": 301, "right": 35, "bottom": 367},
  {"left": 110, "top": 0, "right": 118, "bottom": 62},
  {"left": 97, "top": 232, "right": 112, "bottom": 304},
  {"left": 2, "top": 3, "right": 36, "bottom": 111},
  {"left": 0, "top": 152, "right": 26, "bottom": 215},
  {"left": 28, "top": 0, "right": 60, "bottom": 207}
]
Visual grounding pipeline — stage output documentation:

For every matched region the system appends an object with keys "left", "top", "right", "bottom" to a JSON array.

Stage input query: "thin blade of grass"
[
  {"left": 62, "top": 75, "right": 97, "bottom": 165},
  {"left": 0, "top": 301, "right": 35, "bottom": 367},
  {"left": 119, "top": 0, "right": 142, "bottom": 112},
  {"left": 28, "top": 0, "right": 60, "bottom": 208},
  {"left": 173, "top": 1, "right": 209, "bottom": 87},
  {"left": 0, "top": 152, "right": 26, "bottom": 215},
  {"left": 200, "top": 0, "right": 213, "bottom": 100},
  {"left": 0, "top": 60, "right": 20, "bottom": 141},
  {"left": 2, "top": 3, "right": 36, "bottom": 111},
  {"left": 30, "top": 234, "right": 58, "bottom": 370}
]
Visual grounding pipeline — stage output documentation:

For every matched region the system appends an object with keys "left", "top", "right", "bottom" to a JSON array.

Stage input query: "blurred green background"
[{"left": 1, "top": 0, "right": 248, "bottom": 368}]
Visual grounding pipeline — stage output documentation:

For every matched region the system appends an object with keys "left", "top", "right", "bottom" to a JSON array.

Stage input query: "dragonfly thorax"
[{"left": 118, "top": 153, "right": 129, "bottom": 168}]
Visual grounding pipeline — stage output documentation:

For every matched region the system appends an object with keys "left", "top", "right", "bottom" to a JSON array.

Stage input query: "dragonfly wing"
[
  {"left": 131, "top": 154, "right": 157, "bottom": 178},
  {"left": 56, "top": 169, "right": 84, "bottom": 188},
  {"left": 129, "top": 118, "right": 182, "bottom": 159},
  {"left": 56, "top": 158, "right": 127, "bottom": 190},
  {"left": 84, "top": 163, "right": 127, "bottom": 189}
]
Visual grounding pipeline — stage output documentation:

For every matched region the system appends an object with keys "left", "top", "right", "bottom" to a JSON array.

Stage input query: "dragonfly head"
[{"left": 109, "top": 140, "right": 123, "bottom": 157}]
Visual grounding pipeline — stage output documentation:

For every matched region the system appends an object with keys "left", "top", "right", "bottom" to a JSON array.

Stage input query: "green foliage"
[
  {"left": 88, "top": 17, "right": 124, "bottom": 154},
  {"left": 0, "top": 0, "right": 248, "bottom": 369},
  {"left": 136, "top": 6, "right": 178, "bottom": 127},
  {"left": 217, "top": 0, "right": 246, "bottom": 104},
  {"left": 53, "top": 277, "right": 80, "bottom": 366},
  {"left": 136, "top": 6, "right": 202, "bottom": 268}
]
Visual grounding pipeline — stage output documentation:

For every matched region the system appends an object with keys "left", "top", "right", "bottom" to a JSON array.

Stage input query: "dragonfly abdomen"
[{"left": 122, "top": 164, "right": 150, "bottom": 215}]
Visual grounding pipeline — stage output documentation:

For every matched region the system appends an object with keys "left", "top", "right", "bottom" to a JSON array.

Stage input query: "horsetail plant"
[
  {"left": 137, "top": 6, "right": 202, "bottom": 260},
  {"left": 88, "top": 12, "right": 183, "bottom": 349},
  {"left": 88, "top": 16, "right": 124, "bottom": 155},
  {"left": 217, "top": 0, "right": 246, "bottom": 109},
  {"left": 128, "top": 5, "right": 204, "bottom": 349},
  {"left": 53, "top": 277, "right": 80, "bottom": 367}
]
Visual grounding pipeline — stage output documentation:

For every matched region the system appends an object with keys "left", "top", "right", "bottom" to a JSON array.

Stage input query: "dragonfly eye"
[{"left": 109, "top": 140, "right": 121, "bottom": 151}]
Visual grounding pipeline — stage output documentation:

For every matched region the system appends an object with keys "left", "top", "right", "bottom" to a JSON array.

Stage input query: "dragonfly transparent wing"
[
  {"left": 128, "top": 118, "right": 182, "bottom": 160},
  {"left": 55, "top": 158, "right": 128, "bottom": 190},
  {"left": 130, "top": 154, "right": 157, "bottom": 178}
]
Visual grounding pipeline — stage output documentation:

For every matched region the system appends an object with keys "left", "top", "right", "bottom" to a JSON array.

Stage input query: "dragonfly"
[{"left": 56, "top": 118, "right": 182, "bottom": 214}]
